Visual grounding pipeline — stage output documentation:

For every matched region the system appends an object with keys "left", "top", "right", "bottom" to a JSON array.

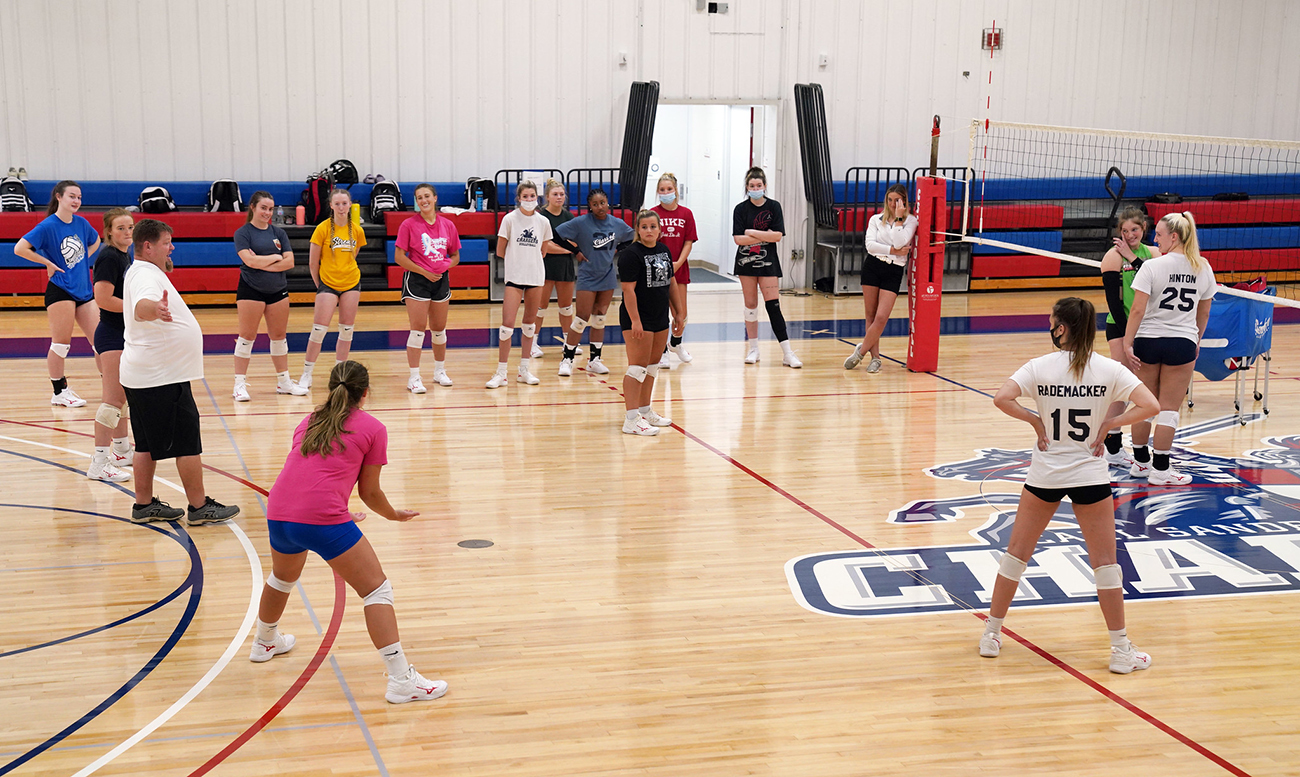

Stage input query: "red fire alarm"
[{"left": 982, "top": 28, "right": 1003, "bottom": 50}]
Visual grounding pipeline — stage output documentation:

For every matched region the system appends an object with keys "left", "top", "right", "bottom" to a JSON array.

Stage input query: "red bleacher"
[
  {"left": 971, "top": 255, "right": 1061, "bottom": 278},
  {"left": 837, "top": 203, "right": 1063, "bottom": 232},
  {"left": 0, "top": 211, "right": 248, "bottom": 240},
  {"left": 1146, "top": 199, "right": 1300, "bottom": 225}
]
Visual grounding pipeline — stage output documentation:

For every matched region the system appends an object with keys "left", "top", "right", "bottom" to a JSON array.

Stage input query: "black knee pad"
[{"left": 765, "top": 299, "right": 789, "bottom": 341}]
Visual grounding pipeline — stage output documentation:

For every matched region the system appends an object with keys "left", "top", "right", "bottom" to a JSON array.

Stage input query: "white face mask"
[
  {"left": 747, "top": 188, "right": 765, "bottom": 200},
  {"left": 520, "top": 200, "right": 537, "bottom": 212}
]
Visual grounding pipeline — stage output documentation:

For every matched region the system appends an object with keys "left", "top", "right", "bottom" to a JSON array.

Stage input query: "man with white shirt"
[{"left": 121, "top": 219, "right": 239, "bottom": 525}]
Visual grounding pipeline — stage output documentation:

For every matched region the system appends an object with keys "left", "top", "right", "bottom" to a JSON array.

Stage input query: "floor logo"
[{"left": 787, "top": 415, "right": 1300, "bottom": 618}]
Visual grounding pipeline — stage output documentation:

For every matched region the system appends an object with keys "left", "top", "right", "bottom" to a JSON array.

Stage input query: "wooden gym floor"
[{"left": 1, "top": 287, "right": 1298, "bottom": 776}]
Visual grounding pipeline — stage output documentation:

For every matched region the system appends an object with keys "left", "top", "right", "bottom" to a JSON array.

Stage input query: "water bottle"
[
  {"left": 475, "top": 191, "right": 484, "bottom": 212},
  {"left": 275, "top": 206, "right": 285, "bottom": 225}
]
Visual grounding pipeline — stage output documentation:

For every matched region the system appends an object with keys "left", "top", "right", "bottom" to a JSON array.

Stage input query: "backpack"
[
  {"left": 1150, "top": 192, "right": 1183, "bottom": 204},
  {"left": 300, "top": 174, "right": 332, "bottom": 223},
  {"left": 207, "top": 179, "right": 243, "bottom": 212},
  {"left": 139, "top": 186, "right": 177, "bottom": 213},
  {"left": 369, "top": 180, "right": 404, "bottom": 224},
  {"left": 1213, "top": 192, "right": 1250, "bottom": 201},
  {"left": 324, "top": 159, "right": 359, "bottom": 185},
  {"left": 466, "top": 177, "right": 497, "bottom": 211},
  {"left": 0, "top": 176, "right": 32, "bottom": 212}
]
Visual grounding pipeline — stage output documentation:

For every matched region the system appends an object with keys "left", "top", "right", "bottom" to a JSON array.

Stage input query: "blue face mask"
[
  {"left": 658, "top": 193, "right": 676, "bottom": 205},
  {"left": 747, "top": 188, "right": 765, "bottom": 200}
]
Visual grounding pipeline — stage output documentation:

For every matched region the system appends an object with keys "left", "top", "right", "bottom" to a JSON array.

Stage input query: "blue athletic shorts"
[{"left": 267, "top": 519, "right": 364, "bottom": 561}]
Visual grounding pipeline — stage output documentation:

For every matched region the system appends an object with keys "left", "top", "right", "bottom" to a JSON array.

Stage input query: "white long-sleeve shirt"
[{"left": 864, "top": 213, "right": 918, "bottom": 266}]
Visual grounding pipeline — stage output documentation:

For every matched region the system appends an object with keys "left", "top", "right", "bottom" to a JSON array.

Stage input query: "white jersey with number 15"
[{"left": 1010, "top": 351, "right": 1142, "bottom": 488}]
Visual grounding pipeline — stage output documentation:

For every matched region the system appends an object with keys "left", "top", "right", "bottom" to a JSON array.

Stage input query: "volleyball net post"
[{"left": 907, "top": 117, "right": 947, "bottom": 373}]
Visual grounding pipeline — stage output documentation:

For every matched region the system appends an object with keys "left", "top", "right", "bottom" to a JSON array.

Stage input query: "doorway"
[{"left": 644, "top": 103, "right": 778, "bottom": 277}]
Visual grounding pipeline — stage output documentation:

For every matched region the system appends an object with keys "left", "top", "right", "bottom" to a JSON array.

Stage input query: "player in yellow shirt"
[{"left": 298, "top": 189, "right": 368, "bottom": 390}]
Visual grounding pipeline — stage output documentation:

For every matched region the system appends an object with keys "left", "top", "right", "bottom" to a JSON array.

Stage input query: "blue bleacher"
[
  {"left": 833, "top": 174, "right": 1300, "bottom": 203},
  {"left": 386, "top": 238, "right": 490, "bottom": 265}
]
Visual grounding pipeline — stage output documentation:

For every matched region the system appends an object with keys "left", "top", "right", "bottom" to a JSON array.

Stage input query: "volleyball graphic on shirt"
[{"left": 60, "top": 234, "right": 86, "bottom": 269}]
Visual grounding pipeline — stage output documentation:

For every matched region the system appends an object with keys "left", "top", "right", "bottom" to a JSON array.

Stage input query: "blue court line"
[
  {"left": 0, "top": 721, "right": 356, "bottom": 759},
  {"left": 0, "top": 470, "right": 201, "bottom": 776},
  {"left": 198, "top": 381, "right": 390, "bottom": 777}
]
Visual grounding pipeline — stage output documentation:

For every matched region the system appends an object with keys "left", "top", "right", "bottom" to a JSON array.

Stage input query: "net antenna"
[{"left": 961, "top": 119, "right": 1300, "bottom": 310}]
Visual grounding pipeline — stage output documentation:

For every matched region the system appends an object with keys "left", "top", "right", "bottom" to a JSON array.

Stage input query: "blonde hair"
[
  {"left": 300, "top": 361, "right": 369, "bottom": 457},
  {"left": 544, "top": 178, "right": 567, "bottom": 205},
  {"left": 882, "top": 183, "right": 912, "bottom": 222},
  {"left": 327, "top": 188, "right": 355, "bottom": 249},
  {"left": 1159, "top": 211, "right": 1204, "bottom": 272},
  {"left": 657, "top": 173, "right": 679, "bottom": 200},
  {"left": 635, "top": 209, "right": 660, "bottom": 241},
  {"left": 102, "top": 208, "right": 133, "bottom": 241},
  {"left": 1115, "top": 206, "right": 1149, "bottom": 236}
]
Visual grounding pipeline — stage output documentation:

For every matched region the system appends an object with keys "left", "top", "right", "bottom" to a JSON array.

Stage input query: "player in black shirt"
[
  {"left": 617, "top": 210, "right": 676, "bottom": 436},
  {"left": 732, "top": 167, "right": 801, "bottom": 368},
  {"left": 88, "top": 209, "right": 137, "bottom": 482}
]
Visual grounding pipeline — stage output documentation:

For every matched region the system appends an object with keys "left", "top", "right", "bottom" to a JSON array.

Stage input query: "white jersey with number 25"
[{"left": 1010, "top": 351, "right": 1142, "bottom": 489}]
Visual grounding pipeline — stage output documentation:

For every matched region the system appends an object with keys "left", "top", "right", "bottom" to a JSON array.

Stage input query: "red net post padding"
[{"left": 908, "top": 177, "right": 947, "bottom": 372}]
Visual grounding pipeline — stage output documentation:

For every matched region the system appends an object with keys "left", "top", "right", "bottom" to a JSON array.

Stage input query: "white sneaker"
[
  {"left": 87, "top": 455, "right": 131, "bottom": 483},
  {"left": 657, "top": 352, "right": 672, "bottom": 370},
  {"left": 744, "top": 346, "right": 760, "bottom": 364},
  {"left": 385, "top": 666, "right": 448, "bottom": 704},
  {"left": 432, "top": 369, "right": 453, "bottom": 387},
  {"left": 643, "top": 409, "right": 672, "bottom": 427},
  {"left": 408, "top": 375, "right": 427, "bottom": 394},
  {"left": 1106, "top": 449, "right": 1134, "bottom": 469},
  {"left": 979, "top": 632, "right": 1002, "bottom": 658},
  {"left": 249, "top": 632, "right": 296, "bottom": 663},
  {"left": 670, "top": 343, "right": 693, "bottom": 363},
  {"left": 558, "top": 358, "right": 574, "bottom": 377},
  {"left": 587, "top": 357, "right": 610, "bottom": 375},
  {"left": 52, "top": 388, "right": 86, "bottom": 407},
  {"left": 530, "top": 343, "right": 544, "bottom": 359},
  {"left": 1129, "top": 460, "right": 1151, "bottom": 478},
  {"left": 622, "top": 414, "right": 659, "bottom": 436},
  {"left": 517, "top": 367, "right": 540, "bottom": 385},
  {"left": 278, "top": 379, "right": 309, "bottom": 396},
  {"left": 1109, "top": 642, "right": 1152, "bottom": 674},
  {"left": 486, "top": 371, "right": 508, "bottom": 389},
  {"left": 298, "top": 372, "right": 313, "bottom": 389},
  {"left": 232, "top": 383, "right": 251, "bottom": 402},
  {"left": 109, "top": 447, "right": 134, "bottom": 467},
  {"left": 865, "top": 357, "right": 883, "bottom": 374},
  {"left": 844, "top": 344, "right": 865, "bottom": 370},
  {"left": 1148, "top": 466, "right": 1192, "bottom": 486},
  {"left": 782, "top": 352, "right": 803, "bottom": 369}
]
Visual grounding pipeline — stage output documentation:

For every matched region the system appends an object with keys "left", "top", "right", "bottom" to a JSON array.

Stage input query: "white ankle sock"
[
  {"left": 434, "top": 360, "right": 445, "bottom": 371},
  {"left": 626, "top": 409, "right": 640, "bottom": 422},
  {"left": 497, "top": 362, "right": 508, "bottom": 374},
  {"left": 639, "top": 405, "right": 651, "bottom": 415},
  {"left": 255, "top": 619, "right": 278, "bottom": 643},
  {"left": 302, "top": 360, "right": 315, "bottom": 372},
  {"left": 409, "top": 367, "right": 420, "bottom": 378},
  {"left": 1108, "top": 628, "right": 1129, "bottom": 649},
  {"left": 780, "top": 341, "right": 795, "bottom": 357},
  {"left": 984, "top": 615, "right": 1005, "bottom": 635},
  {"left": 234, "top": 374, "right": 246, "bottom": 386},
  {"left": 519, "top": 358, "right": 531, "bottom": 371},
  {"left": 112, "top": 437, "right": 130, "bottom": 453},
  {"left": 379, "top": 641, "right": 410, "bottom": 678},
  {"left": 277, "top": 371, "right": 292, "bottom": 383}
]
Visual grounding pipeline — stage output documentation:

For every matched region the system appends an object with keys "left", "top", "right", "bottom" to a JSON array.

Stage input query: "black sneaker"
[
  {"left": 131, "top": 497, "right": 184, "bottom": 523},
  {"left": 186, "top": 497, "right": 240, "bottom": 526}
]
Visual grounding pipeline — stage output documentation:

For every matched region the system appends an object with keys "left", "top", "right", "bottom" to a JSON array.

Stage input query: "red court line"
[{"left": 187, "top": 572, "right": 348, "bottom": 776}]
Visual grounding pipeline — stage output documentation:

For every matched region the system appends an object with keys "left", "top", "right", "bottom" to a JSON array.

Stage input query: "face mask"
[
  {"left": 658, "top": 193, "right": 676, "bottom": 205},
  {"left": 1050, "top": 325, "right": 1065, "bottom": 350},
  {"left": 520, "top": 200, "right": 537, "bottom": 212},
  {"left": 747, "top": 188, "right": 765, "bottom": 200}
]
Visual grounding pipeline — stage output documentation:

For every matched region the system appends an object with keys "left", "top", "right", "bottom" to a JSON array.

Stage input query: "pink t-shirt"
[
  {"left": 652, "top": 204, "right": 698, "bottom": 257},
  {"left": 267, "top": 410, "right": 389, "bottom": 525},
  {"left": 396, "top": 214, "right": 462, "bottom": 274}
]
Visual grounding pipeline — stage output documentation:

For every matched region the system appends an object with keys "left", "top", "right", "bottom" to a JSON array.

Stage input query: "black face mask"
[{"left": 1050, "top": 325, "right": 1065, "bottom": 350}]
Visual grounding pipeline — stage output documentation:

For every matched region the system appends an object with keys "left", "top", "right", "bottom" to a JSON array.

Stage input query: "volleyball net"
[{"left": 958, "top": 120, "right": 1300, "bottom": 310}]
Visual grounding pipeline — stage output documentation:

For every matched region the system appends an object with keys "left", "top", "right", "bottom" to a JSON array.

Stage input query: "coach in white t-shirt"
[{"left": 121, "top": 219, "right": 239, "bottom": 527}]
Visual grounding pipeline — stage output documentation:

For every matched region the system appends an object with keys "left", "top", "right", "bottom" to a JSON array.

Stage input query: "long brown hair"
[
  {"left": 246, "top": 191, "right": 274, "bottom": 223},
  {"left": 300, "top": 361, "right": 369, "bottom": 457},
  {"left": 46, "top": 180, "right": 80, "bottom": 216},
  {"left": 1052, "top": 297, "right": 1096, "bottom": 380}
]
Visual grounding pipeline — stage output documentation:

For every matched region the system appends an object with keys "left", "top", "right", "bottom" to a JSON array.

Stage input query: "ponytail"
[
  {"left": 1051, "top": 297, "right": 1096, "bottom": 381},
  {"left": 46, "top": 180, "right": 80, "bottom": 216},
  {"left": 299, "top": 361, "right": 369, "bottom": 457},
  {"left": 1159, "top": 211, "right": 1204, "bottom": 273}
]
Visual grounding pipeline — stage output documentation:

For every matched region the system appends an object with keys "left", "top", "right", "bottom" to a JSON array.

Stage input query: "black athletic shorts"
[
  {"left": 543, "top": 255, "right": 577, "bottom": 283},
  {"left": 619, "top": 303, "right": 670, "bottom": 334},
  {"left": 316, "top": 281, "right": 360, "bottom": 297},
  {"left": 1024, "top": 483, "right": 1113, "bottom": 506},
  {"left": 860, "top": 254, "right": 907, "bottom": 294},
  {"left": 1133, "top": 336, "right": 1197, "bottom": 366},
  {"left": 401, "top": 271, "right": 450, "bottom": 303},
  {"left": 123, "top": 382, "right": 203, "bottom": 461},
  {"left": 1105, "top": 321, "right": 1126, "bottom": 341},
  {"left": 506, "top": 281, "right": 539, "bottom": 290},
  {"left": 93, "top": 323, "right": 125, "bottom": 353},
  {"left": 44, "top": 282, "right": 92, "bottom": 309},
  {"left": 236, "top": 279, "right": 289, "bottom": 304}
]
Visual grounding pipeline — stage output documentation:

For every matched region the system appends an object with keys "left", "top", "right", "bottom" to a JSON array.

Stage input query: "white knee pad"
[
  {"left": 266, "top": 573, "right": 295, "bottom": 593},
  {"left": 591, "top": 314, "right": 606, "bottom": 331},
  {"left": 362, "top": 579, "right": 394, "bottom": 608},
  {"left": 646, "top": 363, "right": 662, "bottom": 378},
  {"left": 559, "top": 305, "right": 575, "bottom": 316},
  {"left": 269, "top": 338, "right": 289, "bottom": 357},
  {"left": 406, "top": 330, "right": 425, "bottom": 349},
  {"left": 49, "top": 342, "right": 70, "bottom": 358},
  {"left": 1156, "top": 410, "right": 1179, "bottom": 430},
  {"left": 308, "top": 323, "right": 328, "bottom": 344},
  {"left": 570, "top": 317, "right": 589, "bottom": 334},
  {"left": 430, "top": 329, "right": 447, "bottom": 345},
  {"left": 337, "top": 324, "right": 354, "bottom": 343},
  {"left": 120, "top": 401, "right": 129, "bottom": 420},
  {"left": 94, "top": 402, "right": 122, "bottom": 429},
  {"left": 498, "top": 325, "right": 514, "bottom": 341},
  {"left": 743, "top": 306, "right": 760, "bottom": 322},
  {"left": 997, "top": 552, "right": 1029, "bottom": 582},
  {"left": 521, "top": 323, "right": 536, "bottom": 339},
  {"left": 234, "top": 337, "right": 255, "bottom": 359},
  {"left": 625, "top": 365, "right": 648, "bottom": 382},
  {"left": 1093, "top": 563, "right": 1123, "bottom": 590}
]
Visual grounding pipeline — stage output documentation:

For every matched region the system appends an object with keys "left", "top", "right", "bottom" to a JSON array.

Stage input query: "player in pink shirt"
[
  {"left": 651, "top": 173, "right": 698, "bottom": 367},
  {"left": 394, "top": 184, "right": 461, "bottom": 392},
  {"left": 251, "top": 360, "right": 448, "bottom": 704}
]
